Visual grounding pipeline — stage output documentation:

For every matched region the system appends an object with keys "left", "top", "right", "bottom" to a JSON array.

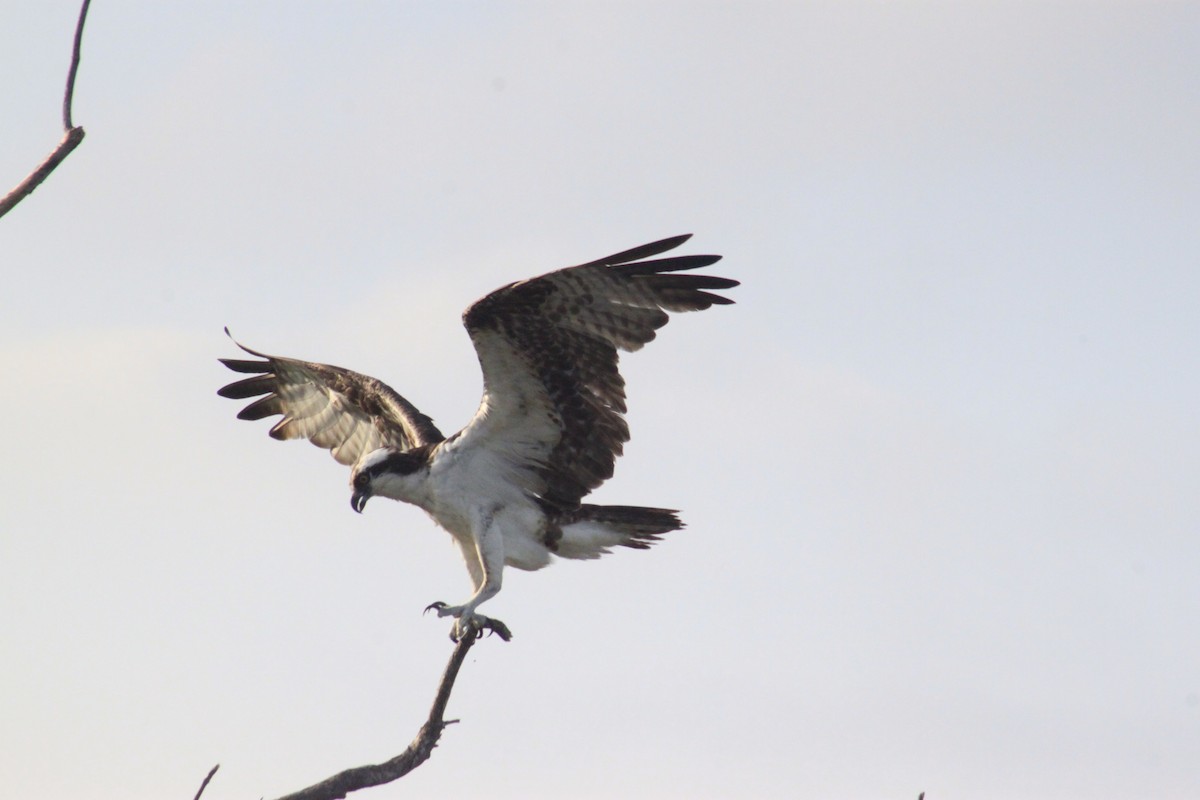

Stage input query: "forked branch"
[
  {"left": 194, "top": 619, "right": 510, "bottom": 800},
  {"left": 0, "top": 0, "right": 92, "bottom": 220}
]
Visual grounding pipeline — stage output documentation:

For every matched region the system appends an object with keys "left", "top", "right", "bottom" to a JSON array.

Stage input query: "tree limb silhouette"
[
  {"left": 192, "top": 764, "right": 219, "bottom": 800},
  {"left": 272, "top": 621, "right": 508, "bottom": 800},
  {"left": 195, "top": 618, "right": 510, "bottom": 800},
  {"left": 0, "top": 0, "right": 92, "bottom": 220}
]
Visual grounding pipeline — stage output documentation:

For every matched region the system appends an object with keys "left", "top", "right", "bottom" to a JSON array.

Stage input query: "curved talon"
[
  {"left": 425, "top": 605, "right": 512, "bottom": 642},
  {"left": 474, "top": 615, "right": 513, "bottom": 642},
  {"left": 487, "top": 618, "right": 513, "bottom": 642}
]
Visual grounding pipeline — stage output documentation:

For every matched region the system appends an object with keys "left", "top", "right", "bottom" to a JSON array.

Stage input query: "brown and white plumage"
[
  {"left": 218, "top": 340, "right": 443, "bottom": 466},
  {"left": 218, "top": 234, "right": 737, "bottom": 640},
  {"left": 457, "top": 233, "right": 733, "bottom": 511}
]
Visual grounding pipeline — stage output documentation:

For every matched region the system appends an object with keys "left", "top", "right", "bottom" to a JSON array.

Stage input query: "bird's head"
[{"left": 350, "top": 446, "right": 431, "bottom": 512}]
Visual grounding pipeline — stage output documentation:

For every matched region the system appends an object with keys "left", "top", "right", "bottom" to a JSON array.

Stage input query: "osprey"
[{"left": 218, "top": 234, "right": 737, "bottom": 640}]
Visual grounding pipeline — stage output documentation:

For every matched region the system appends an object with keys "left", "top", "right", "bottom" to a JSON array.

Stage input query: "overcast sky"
[{"left": 2, "top": 2, "right": 1198, "bottom": 799}]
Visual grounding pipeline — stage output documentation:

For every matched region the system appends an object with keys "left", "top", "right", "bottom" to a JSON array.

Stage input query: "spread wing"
[
  {"left": 457, "top": 234, "right": 737, "bottom": 512},
  {"left": 217, "top": 331, "right": 443, "bottom": 467}
]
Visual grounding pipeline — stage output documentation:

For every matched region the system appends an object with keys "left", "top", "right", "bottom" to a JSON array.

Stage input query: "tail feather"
[{"left": 550, "top": 504, "right": 683, "bottom": 560}]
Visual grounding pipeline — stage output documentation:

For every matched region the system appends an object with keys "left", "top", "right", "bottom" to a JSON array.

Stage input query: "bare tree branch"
[
  {"left": 268, "top": 619, "right": 510, "bottom": 800},
  {"left": 190, "top": 620, "right": 508, "bottom": 800},
  {"left": 0, "top": 127, "right": 86, "bottom": 220},
  {"left": 63, "top": 0, "right": 92, "bottom": 131},
  {"left": 192, "top": 764, "right": 220, "bottom": 800},
  {"left": 0, "top": 0, "right": 92, "bottom": 220}
]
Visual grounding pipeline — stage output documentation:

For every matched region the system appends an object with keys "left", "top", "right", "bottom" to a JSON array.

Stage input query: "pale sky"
[{"left": 2, "top": 3, "right": 1198, "bottom": 799}]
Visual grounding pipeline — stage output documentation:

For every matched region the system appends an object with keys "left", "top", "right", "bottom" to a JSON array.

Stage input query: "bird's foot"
[{"left": 423, "top": 602, "right": 512, "bottom": 642}]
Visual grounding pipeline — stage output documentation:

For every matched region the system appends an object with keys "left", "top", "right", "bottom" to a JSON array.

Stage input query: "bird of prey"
[{"left": 218, "top": 234, "right": 737, "bottom": 640}]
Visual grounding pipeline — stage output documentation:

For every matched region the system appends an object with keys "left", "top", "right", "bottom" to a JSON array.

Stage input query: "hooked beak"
[{"left": 351, "top": 490, "right": 370, "bottom": 514}]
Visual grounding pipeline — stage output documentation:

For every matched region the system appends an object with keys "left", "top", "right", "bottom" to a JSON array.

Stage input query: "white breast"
[{"left": 422, "top": 440, "right": 552, "bottom": 571}]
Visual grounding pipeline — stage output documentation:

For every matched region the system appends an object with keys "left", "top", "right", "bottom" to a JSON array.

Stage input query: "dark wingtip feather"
[
  {"left": 701, "top": 276, "right": 740, "bottom": 290},
  {"left": 237, "top": 395, "right": 284, "bottom": 421},
  {"left": 646, "top": 274, "right": 740, "bottom": 291},
  {"left": 218, "top": 375, "right": 275, "bottom": 400},
  {"left": 694, "top": 291, "right": 736, "bottom": 306},
  {"left": 586, "top": 234, "right": 693, "bottom": 267},
  {"left": 617, "top": 254, "right": 723, "bottom": 276},
  {"left": 219, "top": 358, "right": 271, "bottom": 374}
]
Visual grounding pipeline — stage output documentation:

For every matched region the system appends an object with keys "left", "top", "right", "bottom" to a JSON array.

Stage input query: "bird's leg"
[{"left": 424, "top": 520, "right": 510, "bottom": 641}]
